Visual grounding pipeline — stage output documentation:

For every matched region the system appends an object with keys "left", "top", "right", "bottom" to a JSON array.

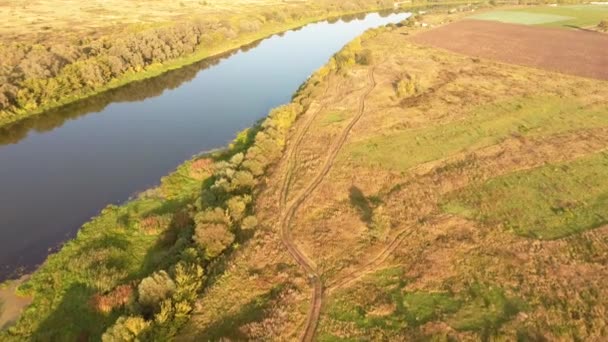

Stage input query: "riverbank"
[
  {"left": 0, "top": 1, "right": 476, "bottom": 129},
  {"left": 0, "top": 276, "right": 31, "bottom": 331},
  {"left": 0, "top": 9, "right": 418, "bottom": 338}
]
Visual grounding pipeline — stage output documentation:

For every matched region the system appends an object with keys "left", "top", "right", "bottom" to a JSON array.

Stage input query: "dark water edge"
[{"left": 0, "top": 11, "right": 410, "bottom": 282}]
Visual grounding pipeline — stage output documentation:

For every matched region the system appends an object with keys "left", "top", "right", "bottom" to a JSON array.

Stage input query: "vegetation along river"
[{"left": 0, "top": 12, "right": 409, "bottom": 281}]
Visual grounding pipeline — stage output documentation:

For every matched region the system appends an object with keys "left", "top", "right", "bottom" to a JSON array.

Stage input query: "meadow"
[
  {"left": 175, "top": 9, "right": 608, "bottom": 340},
  {"left": 470, "top": 4, "right": 608, "bottom": 28}
]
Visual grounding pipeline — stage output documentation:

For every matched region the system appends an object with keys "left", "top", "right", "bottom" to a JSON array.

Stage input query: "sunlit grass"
[
  {"left": 443, "top": 152, "right": 608, "bottom": 239},
  {"left": 347, "top": 96, "right": 608, "bottom": 171}
]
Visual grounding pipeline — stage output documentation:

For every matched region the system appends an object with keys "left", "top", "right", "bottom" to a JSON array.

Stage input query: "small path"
[
  {"left": 327, "top": 228, "right": 413, "bottom": 293},
  {"left": 0, "top": 275, "right": 32, "bottom": 331},
  {"left": 278, "top": 68, "right": 377, "bottom": 341}
]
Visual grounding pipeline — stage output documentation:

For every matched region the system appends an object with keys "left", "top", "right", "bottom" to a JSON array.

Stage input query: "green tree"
[
  {"left": 138, "top": 271, "right": 176, "bottom": 312},
  {"left": 194, "top": 222, "right": 235, "bottom": 259},
  {"left": 102, "top": 316, "right": 149, "bottom": 342}
]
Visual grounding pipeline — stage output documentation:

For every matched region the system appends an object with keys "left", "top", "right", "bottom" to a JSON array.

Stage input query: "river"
[{"left": 0, "top": 11, "right": 409, "bottom": 281}]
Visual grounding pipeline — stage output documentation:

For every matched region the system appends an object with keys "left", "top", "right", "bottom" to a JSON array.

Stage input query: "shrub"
[
  {"left": 102, "top": 316, "right": 149, "bottom": 342},
  {"left": 90, "top": 284, "right": 135, "bottom": 313},
  {"left": 599, "top": 19, "right": 608, "bottom": 32},
  {"left": 194, "top": 222, "right": 235, "bottom": 259},
  {"left": 227, "top": 195, "right": 251, "bottom": 221},
  {"left": 395, "top": 75, "right": 420, "bottom": 98},
  {"left": 355, "top": 49, "right": 373, "bottom": 65},
  {"left": 138, "top": 214, "right": 172, "bottom": 235},
  {"left": 138, "top": 271, "right": 176, "bottom": 312},
  {"left": 241, "top": 215, "right": 258, "bottom": 230},
  {"left": 195, "top": 207, "right": 229, "bottom": 225},
  {"left": 230, "top": 170, "right": 256, "bottom": 191}
]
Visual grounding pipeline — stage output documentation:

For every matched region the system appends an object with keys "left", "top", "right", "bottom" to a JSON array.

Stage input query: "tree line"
[{"left": 0, "top": 0, "right": 401, "bottom": 126}]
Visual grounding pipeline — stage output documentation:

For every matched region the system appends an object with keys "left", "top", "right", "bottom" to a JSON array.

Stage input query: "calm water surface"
[{"left": 0, "top": 12, "right": 409, "bottom": 280}]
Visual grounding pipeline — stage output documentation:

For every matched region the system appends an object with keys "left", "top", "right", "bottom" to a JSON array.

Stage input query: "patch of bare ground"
[
  {"left": 0, "top": 276, "right": 32, "bottom": 331},
  {"left": 409, "top": 19, "right": 608, "bottom": 81}
]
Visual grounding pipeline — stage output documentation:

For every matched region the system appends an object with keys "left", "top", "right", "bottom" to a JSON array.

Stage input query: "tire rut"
[{"left": 278, "top": 68, "right": 377, "bottom": 341}]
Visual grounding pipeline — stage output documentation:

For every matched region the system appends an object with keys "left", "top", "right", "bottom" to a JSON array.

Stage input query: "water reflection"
[
  {"left": 0, "top": 11, "right": 409, "bottom": 281},
  {"left": 0, "top": 44, "right": 261, "bottom": 146}
]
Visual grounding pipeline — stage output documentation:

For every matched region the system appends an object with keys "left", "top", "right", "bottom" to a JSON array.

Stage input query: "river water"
[{"left": 0, "top": 12, "right": 409, "bottom": 281}]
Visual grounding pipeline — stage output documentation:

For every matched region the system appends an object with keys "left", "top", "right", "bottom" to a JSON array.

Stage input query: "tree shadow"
[
  {"left": 349, "top": 186, "right": 373, "bottom": 224},
  {"left": 190, "top": 284, "right": 286, "bottom": 341},
  {"left": 32, "top": 283, "right": 119, "bottom": 341}
]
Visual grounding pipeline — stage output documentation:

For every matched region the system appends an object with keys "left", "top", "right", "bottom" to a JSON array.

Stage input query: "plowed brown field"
[{"left": 410, "top": 19, "right": 608, "bottom": 80}]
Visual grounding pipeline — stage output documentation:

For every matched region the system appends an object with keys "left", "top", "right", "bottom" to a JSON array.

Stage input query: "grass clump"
[{"left": 443, "top": 152, "right": 608, "bottom": 239}]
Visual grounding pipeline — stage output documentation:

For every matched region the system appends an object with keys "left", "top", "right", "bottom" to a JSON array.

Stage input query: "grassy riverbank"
[{"left": 0, "top": 43, "right": 335, "bottom": 338}]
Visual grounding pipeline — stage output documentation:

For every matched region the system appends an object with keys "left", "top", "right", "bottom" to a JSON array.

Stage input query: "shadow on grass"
[
  {"left": 349, "top": 186, "right": 373, "bottom": 224},
  {"left": 32, "top": 283, "right": 118, "bottom": 341},
  {"left": 190, "top": 284, "right": 286, "bottom": 341}
]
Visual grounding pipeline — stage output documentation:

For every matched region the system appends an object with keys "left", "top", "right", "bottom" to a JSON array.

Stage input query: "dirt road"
[{"left": 278, "top": 68, "right": 377, "bottom": 341}]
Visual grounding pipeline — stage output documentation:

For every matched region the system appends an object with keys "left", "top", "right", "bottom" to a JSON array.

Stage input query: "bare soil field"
[{"left": 410, "top": 19, "right": 608, "bottom": 80}]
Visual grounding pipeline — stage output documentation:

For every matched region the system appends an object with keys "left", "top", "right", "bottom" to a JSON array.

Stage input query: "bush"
[
  {"left": 241, "top": 215, "right": 258, "bottom": 230},
  {"left": 395, "top": 75, "right": 420, "bottom": 98},
  {"left": 230, "top": 170, "right": 257, "bottom": 191},
  {"left": 195, "top": 207, "right": 229, "bottom": 225},
  {"left": 102, "top": 316, "right": 149, "bottom": 342},
  {"left": 90, "top": 284, "right": 134, "bottom": 313},
  {"left": 227, "top": 195, "right": 251, "bottom": 221},
  {"left": 194, "top": 222, "right": 235, "bottom": 259},
  {"left": 355, "top": 49, "right": 373, "bottom": 65},
  {"left": 599, "top": 19, "right": 608, "bottom": 32},
  {"left": 138, "top": 271, "right": 176, "bottom": 312}
]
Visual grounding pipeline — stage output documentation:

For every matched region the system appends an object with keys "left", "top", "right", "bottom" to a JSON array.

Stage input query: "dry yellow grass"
[
  {"left": 0, "top": 0, "right": 288, "bottom": 41},
  {"left": 179, "top": 10, "right": 608, "bottom": 340}
]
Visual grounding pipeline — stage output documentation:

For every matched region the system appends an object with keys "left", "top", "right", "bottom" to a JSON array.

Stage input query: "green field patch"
[
  {"left": 448, "top": 283, "right": 524, "bottom": 333},
  {"left": 443, "top": 152, "right": 608, "bottom": 239},
  {"left": 470, "top": 5, "right": 608, "bottom": 28},
  {"left": 469, "top": 11, "right": 573, "bottom": 25},
  {"left": 346, "top": 96, "right": 608, "bottom": 171},
  {"left": 322, "top": 111, "right": 347, "bottom": 125},
  {"left": 325, "top": 268, "right": 522, "bottom": 336}
]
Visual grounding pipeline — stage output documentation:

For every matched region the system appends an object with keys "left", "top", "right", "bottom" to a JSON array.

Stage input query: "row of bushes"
[
  {"left": 0, "top": 0, "right": 404, "bottom": 125},
  {"left": 99, "top": 64, "right": 329, "bottom": 339}
]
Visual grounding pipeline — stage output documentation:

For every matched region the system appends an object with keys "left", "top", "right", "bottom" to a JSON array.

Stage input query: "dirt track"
[
  {"left": 278, "top": 68, "right": 377, "bottom": 341},
  {"left": 410, "top": 19, "right": 608, "bottom": 81}
]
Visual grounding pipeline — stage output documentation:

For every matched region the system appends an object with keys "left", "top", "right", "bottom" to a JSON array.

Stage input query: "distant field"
[
  {"left": 410, "top": 19, "right": 608, "bottom": 80},
  {"left": 470, "top": 5, "right": 608, "bottom": 28}
]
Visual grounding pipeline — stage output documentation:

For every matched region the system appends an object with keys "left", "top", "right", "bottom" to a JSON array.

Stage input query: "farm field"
[
  {"left": 410, "top": 19, "right": 608, "bottom": 80},
  {"left": 469, "top": 4, "right": 608, "bottom": 29},
  {"left": 177, "top": 10, "right": 608, "bottom": 341}
]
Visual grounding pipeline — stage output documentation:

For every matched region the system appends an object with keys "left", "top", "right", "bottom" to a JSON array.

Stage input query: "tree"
[
  {"left": 356, "top": 49, "right": 373, "bottom": 65},
  {"left": 102, "top": 316, "right": 149, "bottom": 342},
  {"left": 194, "top": 222, "right": 235, "bottom": 259},
  {"left": 227, "top": 195, "right": 251, "bottom": 221},
  {"left": 138, "top": 271, "right": 176, "bottom": 312},
  {"left": 241, "top": 215, "right": 258, "bottom": 230}
]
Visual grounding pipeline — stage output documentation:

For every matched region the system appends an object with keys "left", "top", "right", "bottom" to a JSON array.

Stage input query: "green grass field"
[
  {"left": 347, "top": 96, "right": 608, "bottom": 172},
  {"left": 444, "top": 152, "right": 608, "bottom": 239},
  {"left": 321, "top": 267, "right": 523, "bottom": 340},
  {"left": 470, "top": 5, "right": 608, "bottom": 28}
]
